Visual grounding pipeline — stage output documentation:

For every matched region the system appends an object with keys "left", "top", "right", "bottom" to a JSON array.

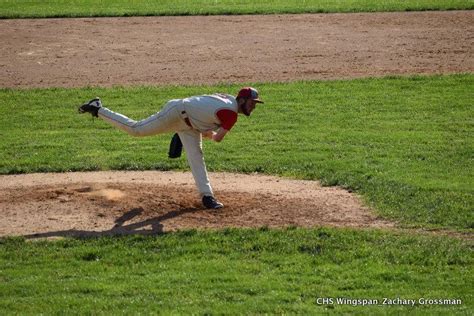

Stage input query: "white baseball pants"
[{"left": 97, "top": 100, "right": 214, "bottom": 197}]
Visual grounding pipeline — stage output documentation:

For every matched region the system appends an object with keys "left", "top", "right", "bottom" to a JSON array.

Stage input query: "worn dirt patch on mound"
[{"left": 0, "top": 171, "right": 392, "bottom": 238}]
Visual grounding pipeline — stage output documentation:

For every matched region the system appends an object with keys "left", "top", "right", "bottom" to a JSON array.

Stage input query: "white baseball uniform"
[{"left": 97, "top": 94, "right": 239, "bottom": 197}]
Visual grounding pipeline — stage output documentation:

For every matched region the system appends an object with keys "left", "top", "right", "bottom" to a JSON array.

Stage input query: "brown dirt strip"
[{"left": 1, "top": 11, "right": 472, "bottom": 88}]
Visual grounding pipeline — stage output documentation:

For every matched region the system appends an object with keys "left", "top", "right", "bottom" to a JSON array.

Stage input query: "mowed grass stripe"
[
  {"left": 0, "top": 228, "right": 472, "bottom": 314},
  {"left": 0, "top": 75, "right": 472, "bottom": 230},
  {"left": 0, "top": 0, "right": 473, "bottom": 18}
]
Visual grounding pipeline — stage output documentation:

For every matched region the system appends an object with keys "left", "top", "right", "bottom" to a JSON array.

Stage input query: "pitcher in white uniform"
[{"left": 78, "top": 87, "right": 264, "bottom": 209}]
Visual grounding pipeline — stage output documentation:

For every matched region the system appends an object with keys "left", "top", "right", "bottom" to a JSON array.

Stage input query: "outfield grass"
[
  {"left": 0, "top": 0, "right": 472, "bottom": 18},
  {"left": 0, "top": 228, "right": 472, "bottom": 314},
  {"left": 1, "top": 75, "right": 472, "bottom": 230}
]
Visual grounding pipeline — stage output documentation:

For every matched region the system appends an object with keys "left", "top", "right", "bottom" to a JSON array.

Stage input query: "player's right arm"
[
  {"left": 202, "top": 127, "right": 228, "bottom": 142},
  {"left": 212, "top": 127, "right": 228, "bottom": 142}
]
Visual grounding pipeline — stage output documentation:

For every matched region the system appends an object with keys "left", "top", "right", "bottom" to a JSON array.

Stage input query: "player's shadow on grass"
[{"left": 24, "top": 206, "right": 201, "bottom": 239}]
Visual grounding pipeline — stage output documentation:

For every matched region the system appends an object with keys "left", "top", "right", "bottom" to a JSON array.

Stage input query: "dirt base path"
[
  {"left": 0, "top": 171, "right": 393, "bottom": 238},
  {"left": 1, "top": 11, "right": 472, "bottom": 88}
]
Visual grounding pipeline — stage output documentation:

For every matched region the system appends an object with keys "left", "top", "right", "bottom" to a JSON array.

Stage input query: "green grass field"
[
  {"left": 0, "top": 0, "right": 472, "bottom": 18},
  {"left": 0, "top": 228, "right": 472, "bottom": 314},
  {"left": 1, "top": 75, "right": 472, "bottom": 231},
  {"left": 2, "top": 1, "right": 473, "bottom": 313}
]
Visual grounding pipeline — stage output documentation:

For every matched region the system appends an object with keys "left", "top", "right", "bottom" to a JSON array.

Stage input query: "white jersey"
[{"left": 182, "top": 94, "right": 238, "bottom": 131}]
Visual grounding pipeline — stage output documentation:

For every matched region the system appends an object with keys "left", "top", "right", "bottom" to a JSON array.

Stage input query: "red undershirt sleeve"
[{"left": 216, "top": 109, "right": 238, "bottom": 131}]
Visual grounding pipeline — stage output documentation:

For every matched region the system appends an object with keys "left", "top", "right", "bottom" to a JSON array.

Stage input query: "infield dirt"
[
  {"left": 1, "top": 11, "right": 472, "bottom": 237},
  {"left": 1, "top": 11, "right": 472, "bottom": 88}
]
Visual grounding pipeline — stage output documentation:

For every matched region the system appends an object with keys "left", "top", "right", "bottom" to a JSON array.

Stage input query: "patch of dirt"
[
  {"left": 0, "top": 11, "right": 472, "bottom": 88},
  {"left": 0, "top": 171, "right": 393, "bottom": 238}
]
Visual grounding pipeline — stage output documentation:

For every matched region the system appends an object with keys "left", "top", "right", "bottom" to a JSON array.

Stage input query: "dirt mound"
[{"left": 0, "top": 171, "right": 393, "bottom": 238}]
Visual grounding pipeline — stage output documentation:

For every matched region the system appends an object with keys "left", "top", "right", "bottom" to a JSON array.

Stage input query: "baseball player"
[{"left": 78, "top": 87, "right": 264, "bottom": 209}]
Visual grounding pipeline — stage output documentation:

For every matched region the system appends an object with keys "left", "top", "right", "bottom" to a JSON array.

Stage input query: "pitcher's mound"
[{"left": 0, "top": 171, "right": 393, "bottom": 238}]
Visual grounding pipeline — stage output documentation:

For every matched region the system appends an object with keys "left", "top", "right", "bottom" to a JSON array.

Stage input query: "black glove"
[{"left": 168, "top": 133, "right": 183, "bottom": 158}]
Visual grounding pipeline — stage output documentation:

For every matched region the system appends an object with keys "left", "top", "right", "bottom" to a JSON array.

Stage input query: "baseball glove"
[{"left": 168, "top": 133, "right": 183, "bottom": 158}]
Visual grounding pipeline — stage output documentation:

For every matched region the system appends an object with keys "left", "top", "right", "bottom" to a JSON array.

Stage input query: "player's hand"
[
  {"left": 203, "top": 128, "right": 228, "bottom": 142},
  {"left": 202, "top": 130, "right": 215, "bottom": 139}
]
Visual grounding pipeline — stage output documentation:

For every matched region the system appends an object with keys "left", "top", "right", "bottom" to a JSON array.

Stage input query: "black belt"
[{"left": 181, "top": 111, "right": 193, "bottom": 128}]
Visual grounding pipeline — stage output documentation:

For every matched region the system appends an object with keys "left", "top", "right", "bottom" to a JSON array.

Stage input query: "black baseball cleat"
[
  {"left": 202, "top": 195, "right": 224, "bottom": 209},
  {"left": 78, "top": 97, "right": 102, "bottom": 117}
]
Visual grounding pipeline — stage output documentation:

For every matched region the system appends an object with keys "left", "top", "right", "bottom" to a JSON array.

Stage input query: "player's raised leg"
[{"left": 79, "top": 98, "right": 184, "bottom": 137}]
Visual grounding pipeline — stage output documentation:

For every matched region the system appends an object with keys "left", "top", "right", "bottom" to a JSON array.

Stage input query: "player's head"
[{"left": 236, "top": 87, "right": 264, "bottom": 116}]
